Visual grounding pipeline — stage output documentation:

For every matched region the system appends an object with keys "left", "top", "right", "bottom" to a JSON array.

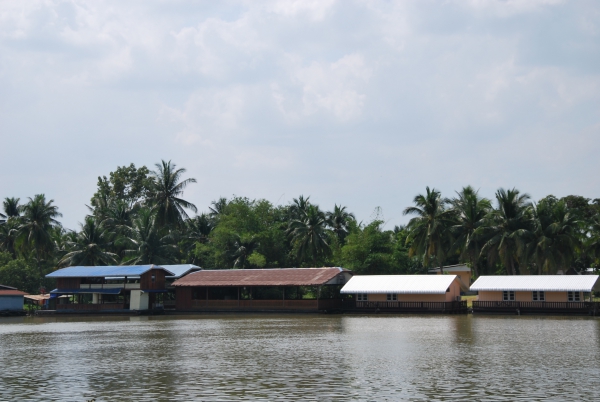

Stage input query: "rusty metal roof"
[
  {"left": 0, "top": 289, "right": 28, "bottom": 296},
  {"left": 172, "top": 267, "right": 350, "bottom": 287}
]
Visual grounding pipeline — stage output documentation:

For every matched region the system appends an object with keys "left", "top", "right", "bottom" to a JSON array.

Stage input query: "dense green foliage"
[{"left": 2, "top": 160, "right": 600, "bottom": 293}]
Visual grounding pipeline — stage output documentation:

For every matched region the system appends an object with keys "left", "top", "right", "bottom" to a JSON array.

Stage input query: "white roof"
[
  {"left": 340, "top": 275, "right": 458, "bottom": 294},
  {"left": 470, "top": 275, "right": 600, "bottom": 292}
]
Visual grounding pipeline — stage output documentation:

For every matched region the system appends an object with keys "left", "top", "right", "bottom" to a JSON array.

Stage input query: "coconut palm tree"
[
  {"left": 17, "top": 194, "right": 62, "bottom": 275},
  {"left": 586, "top": 214, "right": 600, "bottom": 266},
  {"left": 289, "top": 195, "right": 311, "bottom": 220},
  {"left": 326, "top": 204, "right": 356, "bottom": 243},
  {"left": 528, "top": 200, "right": 580, "bottom": 274},
  {"left": 0, "top": 218, "right": 19, "bottom": 257},
  {"left": 403, "top": 187, "right": 456, "bottom": 270},
  {"left": 449, "top": 186, "right": 492, "bottom": 277},
  {"left": 3, "top": 197, "right": 21, "bottom": 218},
  {"left": 185, "top": 214, "right": 214, "bottom": 245},
  {"left": 478, "top": 188, "right": 533, "bottom": 275},
  {"left": 287, "top": 204, "right": 330, "bottom": 266},
  {"left": 122, "top": 209, "right": 176, "bottom": 265},
  {"left": 59, "top": 217, "right": 118, "bottom": 267},
  {"left": 146, "top": 160, "right": 198, "bottom": 228},
  {"left": 230, "top": 234, "right": 259, "bottom": 269},
  {"left": 209, "top": 197, "right": 228, "bottom": 218}
]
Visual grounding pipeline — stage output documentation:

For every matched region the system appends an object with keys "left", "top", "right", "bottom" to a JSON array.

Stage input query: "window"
[
  {"left": 387, "top": 294, "right": 397, "bottom": 301},
  {"left": 532, "top": 291, "right": 545, "bottom": 301},
  {"left": 568, "top": 291, "right": 580, "bottom": 302},
  {"left": 357, "top": 294, "right": 368, "bottom": 301},
  {"left": 503, "top": 291, "right": 515, "bottom": 301},
  {"left": 151, "top": 274, "right": 156, "bottom": 283}
]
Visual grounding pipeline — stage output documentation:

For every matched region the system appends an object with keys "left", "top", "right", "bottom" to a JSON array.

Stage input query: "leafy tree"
[
  {"left": 91, "top": 164, "right": 153, "bottom": 212},
  {"left": 403, "top": 187, "right": 455, "bottom": 270},
  {"left": 340, "top": 220, "right": 394, "bottom": 274},
  {"left": 59, "top": 217, "right": 118, "bottom": 267},
  {"left": 450, "top": 186, "right": 492, "bottom": 277},
  {"left": 146, "top": 160, "right": 198, "bottom": 228},
  {"left": 478, "top": 188, "right": 533, "bottom": 275},
  {"left": 17, "top": 194, "right": 62, "bottom": 275},
  {"left": 287, "top": 204, "right": 330, "bottom": 266},
  {"left": 0, "top": 252, "right": 52, "bottom": 294}
]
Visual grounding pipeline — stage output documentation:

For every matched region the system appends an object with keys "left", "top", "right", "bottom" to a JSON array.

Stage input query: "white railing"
[{"left": 79, "top": 283, "right": 140, "bottom": 290}]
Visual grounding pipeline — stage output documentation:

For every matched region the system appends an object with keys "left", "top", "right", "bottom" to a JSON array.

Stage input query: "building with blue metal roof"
[
  {"left": 47, "top": 265, "right": 175, "bottom": 278},
  {"left": 45, "top": 265, "right": 175, "bottom": 312}
]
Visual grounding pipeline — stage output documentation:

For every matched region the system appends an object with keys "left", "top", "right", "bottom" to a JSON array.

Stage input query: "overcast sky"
[{"left": 1, "top": 0, "right": 599, "bottom": 230}]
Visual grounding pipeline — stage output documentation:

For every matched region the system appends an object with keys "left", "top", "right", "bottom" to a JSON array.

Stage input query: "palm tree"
[
  {"left": 122, "top": 209, "right": 176, "bottom": 265},
  {"left": 287, "top": 204, "right": 330, "bottom": 266},
  {"left": 450, "top": 186, "right": 492, "bottom": 277},
  {"left": 586, "top": 214, "right": 600, "bottom": 267},
  {"left": 59, "top": 217, "right": 118, "bottom": 266},
  {"left": 326, "top": 204, "right": 356, "bottom": 243},
  {"left": 230, "top": 234, "right": 259, "bottom": 269},
  {"left": 146, "top": 160, "right": 198, "bottom": 228},
  {"left": 478, "top": 188, "right": 533, "bottom": 275},
  {"left": 184, "top": 214, "right": 214, "bottom": 244},
  {"left": 0, "top": 218, "right": 19, "bottom": 257},
  {"left": 3, "top": 198, "right": 21, "bottom": 218},
  {"left": 17, "top": 194, "right": 62, "bottom": 275},
  {"left": 528, "top": 200, "right": 580, "bottom": 274},
  {"left": 289, "top": 195, "right": 311, "bottom": 220},
  {"left": 403, "top": 187, "right": 455, "bottom": 270},
  {"left": 209, "top": 197, "right": 228, "bottom": 218}
]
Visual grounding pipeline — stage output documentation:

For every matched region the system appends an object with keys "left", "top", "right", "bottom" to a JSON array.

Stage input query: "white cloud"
[{"left": 0, "top": 0, "right": 599, "bottom": 229}]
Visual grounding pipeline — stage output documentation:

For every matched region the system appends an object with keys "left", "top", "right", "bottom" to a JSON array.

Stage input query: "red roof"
[
  {"left": 173, "top": 267, "right": 350, "bottom": 287},
  {"left": 0, "top": 289, "right": 28, "bottom": 296}
]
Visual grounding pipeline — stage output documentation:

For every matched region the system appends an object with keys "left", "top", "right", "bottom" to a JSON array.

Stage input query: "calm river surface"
[{"left": 1, "top": 314, "right": 599, "bottom": 401}]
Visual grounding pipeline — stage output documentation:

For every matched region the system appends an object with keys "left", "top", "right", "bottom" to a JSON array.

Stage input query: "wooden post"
[
  {"left": 282, "top": 287, "right": 285, "bottom": 307},
  {"left": 238, "top": 287, "right": 240, "bottom": 308}
]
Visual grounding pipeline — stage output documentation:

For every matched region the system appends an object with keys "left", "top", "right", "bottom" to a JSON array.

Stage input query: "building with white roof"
[
  {"left": 471, "top": 275, "right": 600, "bottom": 315},
  {"left": 340, "top": 275, "right": 468, "bottom": 313}
]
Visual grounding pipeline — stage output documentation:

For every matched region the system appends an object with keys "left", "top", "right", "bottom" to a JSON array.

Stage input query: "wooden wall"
[
  {"left": 175, "top": 287, "right": 192, "bottom": 310},
  {"left": 57, "top": 278, "right": 81, "bottom": 289},
  {"left": 140, "top": 269, "right": 166, "bottom": 290}
]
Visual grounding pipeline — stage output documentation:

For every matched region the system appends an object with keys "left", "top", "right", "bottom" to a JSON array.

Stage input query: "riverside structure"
[
  {"left": 172, "top": 267, "right": 353, "bottom": 312},
  {"left": 471, "top": 275, "right": 600, "bottom": 315},
  {"left": 340, "top": 275, "right": 468, "bottom": 313},
  {"left": 45, "top": 265, "right": 175, "bottom": 312}
]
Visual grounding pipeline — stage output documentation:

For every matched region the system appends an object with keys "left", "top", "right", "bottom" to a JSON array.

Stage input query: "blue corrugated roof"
[
  {"left": 161, "top": 264, "right": 201, "bottom": 278},
  {"left": 46, "top": 265, "right": 175, "bottom": 278}
]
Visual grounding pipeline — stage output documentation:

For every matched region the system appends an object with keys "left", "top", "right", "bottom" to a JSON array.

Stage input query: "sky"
[{"left": 1, "top": 0, "right": 599, "bottom": 230}]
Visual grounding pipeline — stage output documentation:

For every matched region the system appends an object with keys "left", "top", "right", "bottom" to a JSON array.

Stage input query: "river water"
[{"left": 0, "top": 314, "right": 599, "bottom": 401}]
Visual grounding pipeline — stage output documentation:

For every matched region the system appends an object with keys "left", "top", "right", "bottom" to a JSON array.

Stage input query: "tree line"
[{"left": 1, "top": 160, "right": 599, "bottom": 293}]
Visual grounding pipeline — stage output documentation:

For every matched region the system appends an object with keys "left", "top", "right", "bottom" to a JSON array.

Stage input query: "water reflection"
[{"left": 0, "top": 314, "right": 598, "bottom": 401}]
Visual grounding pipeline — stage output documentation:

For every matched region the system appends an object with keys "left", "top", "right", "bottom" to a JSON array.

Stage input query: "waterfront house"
[
  {"left": 428, "top": 264, "right": 472, "bottom": 287},
  {"left": 172, "top": 267, "right": 352, "bottom": 312},
  {"left": 0, "top": 284, "right": 27, "bottom": 315},
  {"left": 161, "top": 264, "right": 202, "bottom": 308},
  {"left": 45, "top": 265, "right": 175, "bottom": 312},
  {"left": 340, "top": 275, "right": 468, "bottom": 313},
  {"left": 471, "top": 275, "right": 600, "bottom": 315}
]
